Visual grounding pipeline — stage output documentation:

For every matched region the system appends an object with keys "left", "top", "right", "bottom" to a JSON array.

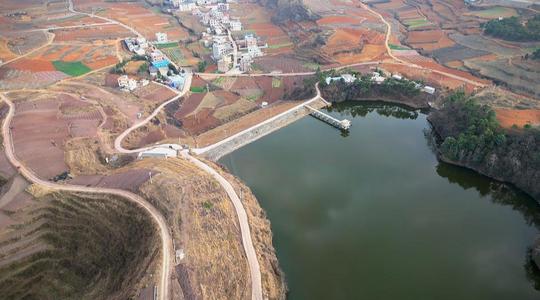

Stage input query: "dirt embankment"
[{"left": 132, "top": 158, "right": 286, "bottom": 300}]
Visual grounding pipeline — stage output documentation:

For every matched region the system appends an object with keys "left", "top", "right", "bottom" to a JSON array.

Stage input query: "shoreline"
[{"left": 200, "top": 100, "right": 327, "bottom": 161}]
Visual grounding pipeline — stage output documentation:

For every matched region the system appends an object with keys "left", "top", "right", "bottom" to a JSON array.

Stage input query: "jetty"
[{"left": 305, "top": 105, "right": 351, "bottom": 130}]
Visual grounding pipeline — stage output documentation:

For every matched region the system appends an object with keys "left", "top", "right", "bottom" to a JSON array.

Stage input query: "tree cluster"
[
  {"left": 483, "top": 14, "right": 540, "bottom": 42},
  {"left": 429, "top": 91, "right": 540, "bottom": 200}
]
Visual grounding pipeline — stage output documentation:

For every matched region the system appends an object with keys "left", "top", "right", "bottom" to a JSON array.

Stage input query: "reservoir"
[{"left": 219, "top": 102, "right": 540, "bottom": 300}]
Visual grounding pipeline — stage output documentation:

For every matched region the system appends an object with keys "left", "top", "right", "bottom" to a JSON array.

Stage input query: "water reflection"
[
  {"left": 327, "top": 101, "right": 421, "bottom": 120},
  {"left": 222, "top": 101, "right": 540, "bottom": 299},
  {"left": 435, "top": 145, "right": 540, "bottom": 290}
]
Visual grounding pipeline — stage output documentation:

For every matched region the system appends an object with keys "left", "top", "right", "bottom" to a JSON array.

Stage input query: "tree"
[{"left": 197, "top": 61, "right": 207, "bottom": 72}]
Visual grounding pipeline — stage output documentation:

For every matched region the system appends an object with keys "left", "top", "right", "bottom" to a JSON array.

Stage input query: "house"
[
  {"left": 156, "top": 32, "right": 168, "bottom": 43},
  {"left": 212, "top": 41, "right": 232, "bottom": 60},
  {"left": 392, "top": 74, "right": 403, "bottom": 80},
  {"left": 137, "top": 147, "right": 178, "bottom": 159},
  {"left": 325, "top": 74, "right": 355, "bottom": 85},
  {"left": 136, "top": 37, "right": 148, "bottom": 47},
  {"left": 150, "top": 50, "right": 165, "bottom": 62},
  {"left": 230, "top": 20, "right": 242, "bottom": 31},
  {"left": 325, "top": 77, "right": 341, "bottom": 85},
  {"left": 422, "top": 86, "right": 435, "bottom": 94},
  {"left": 178, "top": 2, "right": 196, "bottom": 11},
  {"left": 149, "top": 66, "right": 158, "bottom": 77},
  {"left": 371, "top": 72, "right": 385, "bottom": 84},
  {"left": 245, "top": 34, "right": 257, "bottom": 48},
  {"left": 168, "top": 74, "right": 186, "bottom": 89},
  {"left": 150, "top": 50, "right": 170, "bottom": 68},
  {"left": 217, "top": 55, "right": 231, "bottom": 72},
  {"left": 239, "top": 53, "right": 252, "bottom": 72},
  {"left": 117, "top": 75, "right": 137, "bottom": 91},
  {"left": 340, "top": 74, "right": 355, "bottom": 83},
  {"left": 218, "top": 2, "right": 229, "bottom": 11}
]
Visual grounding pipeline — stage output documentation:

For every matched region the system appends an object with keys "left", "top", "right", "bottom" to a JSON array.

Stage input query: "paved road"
[{"left": 0, "top": 94, "right": 173, "bottom": 300}]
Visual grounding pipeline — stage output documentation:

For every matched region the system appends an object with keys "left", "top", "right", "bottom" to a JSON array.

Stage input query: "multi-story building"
[
  {"left": 212, "top": 41, "right": 232, "bottom": 60},
  {"left": 217, "top": 55, "right": 231, "bottom": 73},
  {"left": 230, "top": 20, "right": 242, "bottom": 31},
  {"left": 118, "top": 75, "right": 138, "bottom": 91},
  {"left": 156, "top": 32, "right": 168, "bottom": 43}
]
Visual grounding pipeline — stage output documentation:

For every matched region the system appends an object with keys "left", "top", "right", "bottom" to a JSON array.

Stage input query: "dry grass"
[{"left": 64, "top": 137, "right": 108, "bottom": 176}]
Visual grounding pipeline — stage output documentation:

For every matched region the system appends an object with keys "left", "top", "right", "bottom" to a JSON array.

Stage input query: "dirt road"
[
  {"left": 180, "top": 150, "right": 263, "bottom": 300},
  {"left": 0, "top": 94, "right": 173, "bottom": 300},
  {"left": 114, "top": 73, "right": 264, "bottom": 300},
  {"left": 114, "top": 74, "right": 192, "bottom": 153}
]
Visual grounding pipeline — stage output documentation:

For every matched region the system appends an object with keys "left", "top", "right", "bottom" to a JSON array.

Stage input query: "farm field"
[
  {"left": 0, "top": 42, "right": 118, "bottom": 89},
  {"left": 464, "top": 58, "right": 540, "bottom": 98},
  {"left": 232, "top": 2, "right": 294, "bottom": 55},
  {"left": 7, "top": 91, "right": 103, "bottom": 179},
  {"left": 495, "top": 108, "right": 540, "bottom": 128},
  {"left": 53, "top": 24, "right": 132, "bottom": 42},
  {"left": 73, "top": 0, "right": 189, "bottom": 41},
  {"left": 464, "top": 6, "right": 518, "bottom": 19}
]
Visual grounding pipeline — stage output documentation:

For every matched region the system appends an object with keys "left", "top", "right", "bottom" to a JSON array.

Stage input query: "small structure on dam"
[{"left": 305, "top": 105, "right": 351, "bottom": 130}]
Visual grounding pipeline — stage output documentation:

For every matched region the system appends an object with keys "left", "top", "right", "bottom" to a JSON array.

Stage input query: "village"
[{"left": 166, "top": 0, "right": 266, "bottom": 73}]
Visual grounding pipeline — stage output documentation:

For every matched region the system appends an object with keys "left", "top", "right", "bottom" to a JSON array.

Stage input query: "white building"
[
  {"left": 178, "top": 2, "right": 196, "bottom": 11},
  {"left": 218, "top": 56, "right": 231, "bottom": 73},
  {"left": 218, "top": 3, "right": 229, "bottom": 11},
  {"left": 392, "top": 74, "right": 403, "bottom": 80},
  {"left": 118, "top": 75, "right": 137, "bottom": 91},
  {"left": 239, "top": 53, "right": 252, "bottom": 72},
  {"left": 212, "top": 41, "right": 232, "bottom": 60},
  {"left": 230, "top": 20, "right": 242, "bottom": 31},
  {"left": 325, "top": 74, "right": 355, "bottom": 85},
  {"left": 156, "top": 32, "right": 168, "bottom": 43},
  {"left": 150, "top": 50, "right": 166, "bottom": 62},
  {"left": 371, "top": 72, "right": 386, "bottom": 84},
  {"left": 422, "top": 86, "right": 436, "bottom": 94},
  {"left": 137, "top": 144, "right": 181, "bottom": 159}
]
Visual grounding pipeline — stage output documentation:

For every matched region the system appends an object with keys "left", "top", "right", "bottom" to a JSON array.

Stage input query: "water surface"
[{"left": 220, "top": 102, "right": 540, "bottom": 300}]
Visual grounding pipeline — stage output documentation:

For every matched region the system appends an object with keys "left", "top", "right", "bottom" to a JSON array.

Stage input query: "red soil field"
[
  {"left": 317, "top": 16, "right": 361, "bottom": 25},
  {"left": 8, "top": 59, "right": 55, "bottom": 72},
  {"left": 246, "top": 23, "right": 284, "bottom": 36},
  {"left": 407, "top": 30, "right": 444, "bottom": 44},
  {"left": 176, "top": 93, "right": 205, "bottom": 119},
  {"left": 495, "top": 109, "right": 540, "bottom": 128},
  {"left": 181, "top": 108, "right": 220, "bottom": 135},
  {"left": 53, "top": 25, "right": 131, "bottom": 42},
  {"left": 85, "top": 56, "right": 118, "bottom": 70},
  {"left": 12, "top": 94, "right": 102, "bottom": 179}
]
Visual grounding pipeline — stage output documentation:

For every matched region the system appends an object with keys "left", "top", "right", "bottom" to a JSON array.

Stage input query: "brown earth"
[{"left": 495, "top": 109, "right": 540, "bottom": 128}]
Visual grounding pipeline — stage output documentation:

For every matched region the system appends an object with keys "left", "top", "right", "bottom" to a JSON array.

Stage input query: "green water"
[{"left": 219, "top": 102, "right": 540, "bottom": 300}]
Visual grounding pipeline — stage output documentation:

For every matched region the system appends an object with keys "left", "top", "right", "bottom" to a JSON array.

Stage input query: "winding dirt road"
[
  {"left": 114, "top": 75, "right": 192, "bottom": 154},
  {"left": 0, "top": 94, "right": 173, "bottom": 300}
]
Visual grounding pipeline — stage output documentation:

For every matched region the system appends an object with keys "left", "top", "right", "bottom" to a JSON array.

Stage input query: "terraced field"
[{"left": 0, "top": 191, "right": 158, "bottom": 299}]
